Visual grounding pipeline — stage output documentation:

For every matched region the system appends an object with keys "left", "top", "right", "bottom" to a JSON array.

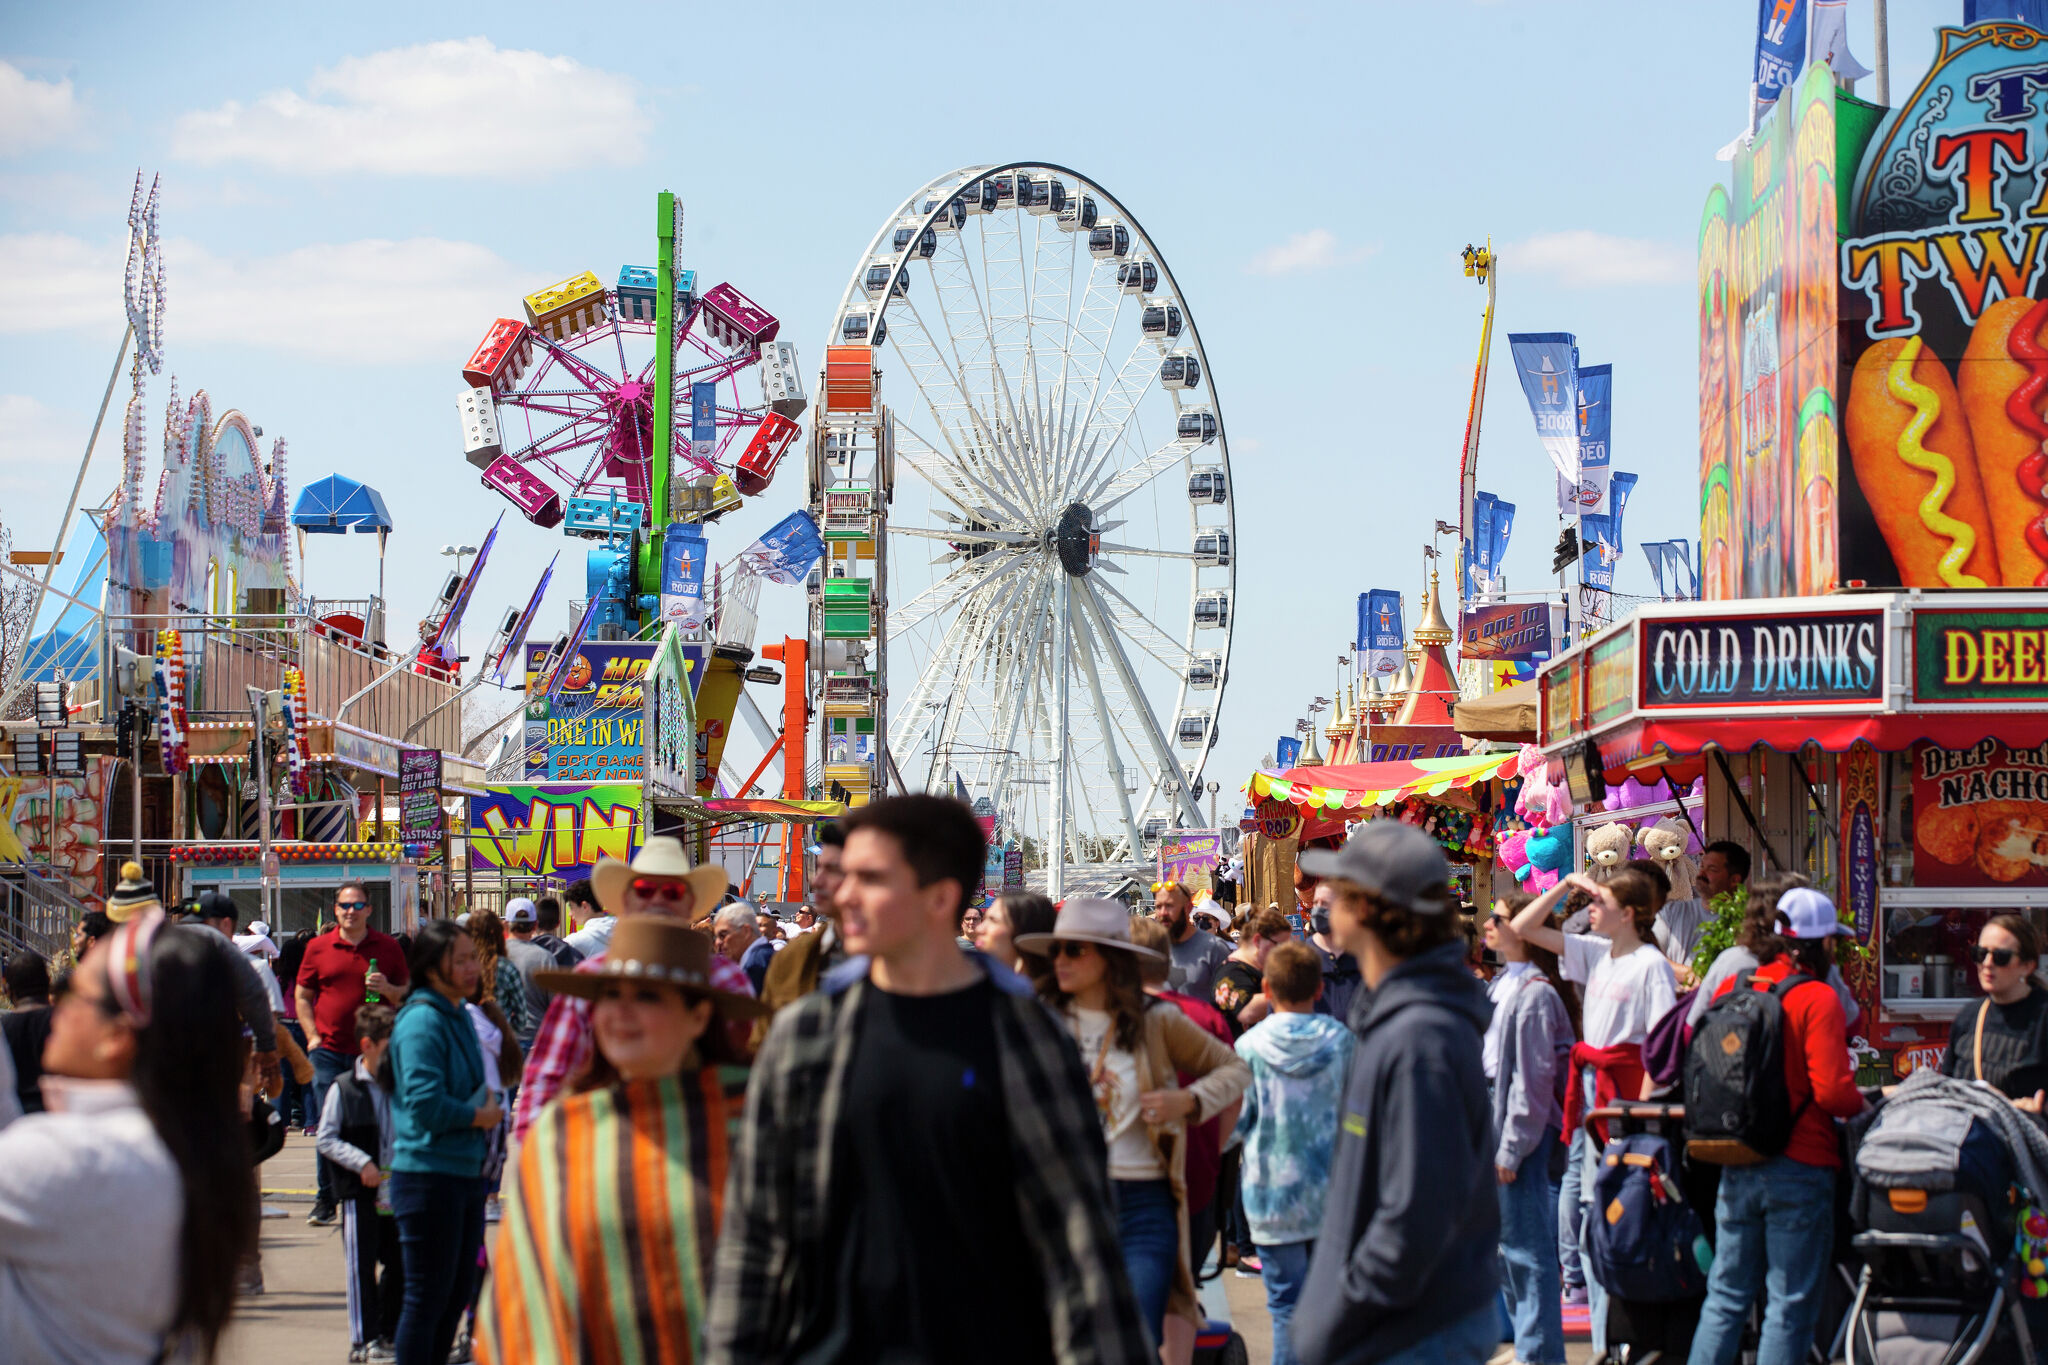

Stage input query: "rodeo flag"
[
  {"left": 1359, "top": 589, "right": 1404, "bottom": 683},
  {"left": 1507, "top": 333, "right": 1580, "bottom": 486},
  {"left": 738, "top": 510, "right": 826, "bottom": 585},
  {"left": 690, "top": 381, "right": 717, "bottom": 466},
  {"left": 1559, "top": 363, "right": 1611, "bottom": 515}
]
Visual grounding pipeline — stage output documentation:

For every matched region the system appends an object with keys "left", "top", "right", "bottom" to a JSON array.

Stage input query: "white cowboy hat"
[
  {"left": 591, "top": 835, "right": 730, "bottom": 918},
  {"left": 1014, "top": 897, "right": 1164, "bottom": 961}
]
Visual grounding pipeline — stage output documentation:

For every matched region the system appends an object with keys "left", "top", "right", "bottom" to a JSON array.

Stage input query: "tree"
[{"left": 0, "top": 523, "right": 42, "bottom": 720}]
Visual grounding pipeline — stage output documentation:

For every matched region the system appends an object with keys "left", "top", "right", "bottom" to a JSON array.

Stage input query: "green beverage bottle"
[{"left": 365, "top": 957, "right": 381, "bottom": 1005}]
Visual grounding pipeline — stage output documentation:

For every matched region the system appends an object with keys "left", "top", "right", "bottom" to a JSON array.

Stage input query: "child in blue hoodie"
[{"left": 1234, "top": 940, "right": 1356, "bottom": 1365}]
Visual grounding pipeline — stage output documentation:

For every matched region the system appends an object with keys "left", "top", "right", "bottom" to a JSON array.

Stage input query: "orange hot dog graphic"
[
  {"left": 1958, "top": 296, "right": 2048, "bottom": 587},
  {"left": 1845, "top": 336, "right": 1998, "bottom": 588}
]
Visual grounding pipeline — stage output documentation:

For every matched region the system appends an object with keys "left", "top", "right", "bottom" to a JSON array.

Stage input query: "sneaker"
[
  {"left": 367, "top": 1344, "right": 397, "bottom": 1363},
  {"left": 485, "top": 1196, "right": 501, "bottom": 1223},
  {"left": 306, "top": 1203, "right": 338, "bottom": 1227},
  {"left": 1234, "top": 1257, "right": 1263, "bottom": 1278},
  {"left": 349, "top": 1348, "right": 369, "bottom": 1364}
]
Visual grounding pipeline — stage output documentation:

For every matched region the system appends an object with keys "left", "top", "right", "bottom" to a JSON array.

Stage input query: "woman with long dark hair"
[
  {"left": 477, "top": 918, "right": 765, "bottom": 1360},
  {"left": 1019, "top": 898, "right": 1248, "bottom": 1349},
  {"left": 975, "top": 890, "right": 1057, "bottom": 986},
  {"left": 0, "top": 912, "right": 256, "bottom": 1362},
  {"left": 387, "top": 919, "right": 502, "bottom": 1365}
]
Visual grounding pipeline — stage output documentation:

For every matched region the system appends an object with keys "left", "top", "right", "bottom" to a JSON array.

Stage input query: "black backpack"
[{"left": 1683, "top": 968, "right": 1813, "bottom": 1165}]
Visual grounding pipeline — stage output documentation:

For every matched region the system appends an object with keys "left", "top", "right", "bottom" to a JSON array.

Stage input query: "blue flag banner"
[
  {"left": 690, "top": 381, "right": 717, "bottom": 466},
  {"left": 1507, "top": 333, "right": 1580, "bottom": 486},
  {"left": 490, "top": 553, "right": 557, "bottom": 685},
  {"left": 1966, "top": 0, "right": 2048, "bottom": 25},
  {"left": 660, "top": 528, "right": 710, "bottom": 630},
  {"left": 1610, "top": 471, "right": 1638, "bottom": 546},
  {"left": 1579, "top": 514, "right": 1619, "bottom": 590},
  {"left": 738, "top": 510, "right": 825, "bottom": 585},
  {"left": 1467, "top": 494, "right": 1497, "bottom": 600},
  {"left": 1489, "top": 497, "right": 1515, "bottom": 585},
  {"left": 1752, "top": 0, "right": 1808, "bottom": 110},
  {"left": 1361, "top": 589, "right": 1404, "bottom": 683},
  {"left": 1559, "top": 364, "right": 1612, "bottom": 515},
  {"left": 1275, "top": 736, "right": 1302, "bottom": 772}
]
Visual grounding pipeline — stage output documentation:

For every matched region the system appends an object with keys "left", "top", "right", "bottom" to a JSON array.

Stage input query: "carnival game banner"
[
  {"left": 1158, "top": 830, "right": 1224, "bottom": 889},
  {"left": 1507, "top": 334, "right": 1581, "bottom": 487},
  {"left": 1911, "top": 739, "right": 2048, "bottom": 887},
  {"left": 532, "top": 641, "right": 655, "bottom": 783},
  {"left": 1838, "top": 22, "right": 2048, "bottom": 593},
  {"left": 1698, "top": 59, "right": 1838, "bottom": 600},
  {"left": 1459, "top": 601, "right": 1557, "bottom": 662},
  {"left": 1561, "top": 364, "right": 1612, "bottom": 514},
  {"left": 467, "top": 783, "right": 643, "bottom": 879},
  {"left": 1358, "top": 590, "right": 1404, "bottom": 681}
]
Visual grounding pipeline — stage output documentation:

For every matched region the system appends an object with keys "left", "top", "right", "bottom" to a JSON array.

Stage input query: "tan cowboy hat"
[
  {"left": 533, "top": 919, "right": 767, "bottom": 1019},
  {"left": 590, "top": 836, "right": 729, "bottom": 918},
  {"left": 1014, "top": 897, "right": 1164, "bottom": 961}
]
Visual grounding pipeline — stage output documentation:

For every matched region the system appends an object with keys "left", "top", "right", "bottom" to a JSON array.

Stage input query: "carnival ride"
[{"left": 825, "top": 163, "right": 1235, "bottom": 888}]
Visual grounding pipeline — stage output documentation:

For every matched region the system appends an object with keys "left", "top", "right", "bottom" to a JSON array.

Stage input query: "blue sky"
[{"left": 0, "top": 1, "right": 1968, "bottom": 799}]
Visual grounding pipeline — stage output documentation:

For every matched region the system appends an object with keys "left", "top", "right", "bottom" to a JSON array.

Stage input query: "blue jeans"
[
  {"left": 1686, "top": 1156, "right": 1834, "bottom": 1365},
  {"left": 1257, "top": 1239, "right": 1313, "bottom": 1365},
  {"left": 1571, "top": 1070, "right": 1608, "bottom": 1355},
  {"left": 279, "top": 1021, "right": 313, "bottom": 1126},
  {"left": 309, "top": 1046, "right": 353, "bottom": 1208},
  {"left": 1498, "top": 1132, "right": 1566, "bottom": 1365},
  {"left": 1373, "top": 1303, "right": 1499, "bottom": 1365},
  {"left": 389, "top": 1171, "right": 487, "bottom": 1365},
  {"left": 1113, "top": 1178, "right": 1179, "bottom": 1350},
  {"left": 1557, "top": 1120, "right": 1587, "bottom": 1288}
]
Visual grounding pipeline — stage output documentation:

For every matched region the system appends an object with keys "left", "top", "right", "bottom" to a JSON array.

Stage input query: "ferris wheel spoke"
[
  {"left": 1076, "top": 579, "right": 1204, "bottom": 827},
  {"left": 892, "top": 525, "right": 1035, "bottom": 546},
  {"left": 888, "top": 558, "right": 1008, "bottom": 639},
  {"left": 527, "top": 330, "right": 620, "bottom": 395},
  {"left": 501, "top": 412, "right": 612, "bottom": 465},
  {"left": 924, "top": 566, "right": 1035, "bottom": 790},
  {"left": 896, "top": 424, "right": 1028, "bottom": 527},
  {"left": 1090, "top": 576, "right": 1193, "bottom": 671},
  {"left": 1098, "top": 542, "right": 1200, "bottom": 562},
  {"left": 1088, "top": 439, "right": 1190, "bottom": 512},
  {"left": 888, "top": 555, "right": 1037, "bottom": 759},
  {"left": 501, "top": 398, "right": 605, "bottom": 423},
  {"left": 1068, "top": 596, "right": 1147, "bottom": 856},
  {"left": 984, "top": 567, "right": 1058, "bottom": 805}
]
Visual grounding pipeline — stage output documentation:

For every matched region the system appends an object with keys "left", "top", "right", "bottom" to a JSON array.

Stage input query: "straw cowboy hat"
[
  {"left": 1014, "top": 897, "right": 1164, "bottom": 961},
  {"left": 533, "top": 918, "right": 767, "bottom": 1019},
  {"left": 590, "top": 836, "right": 729, "bottom": 918}
]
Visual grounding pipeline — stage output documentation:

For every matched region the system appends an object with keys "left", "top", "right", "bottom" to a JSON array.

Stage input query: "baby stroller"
[
  {"left": 1582, "top": 1101, "right": 1712, "bottom": 1361},
  {"left": 1844, "top": 1069, "right": 2044, "bottom": 1364}
]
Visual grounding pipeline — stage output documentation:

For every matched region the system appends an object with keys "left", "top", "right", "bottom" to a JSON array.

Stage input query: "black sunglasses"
[
  {"left": 336, "top": 900, "right": 370, "bottom": 910},
  {"left": 1050, "top": 941, "right": 1095, "bottom": 960},
  {"left": 1971, "top": 944, "right": 2020, "bottom": 967}
]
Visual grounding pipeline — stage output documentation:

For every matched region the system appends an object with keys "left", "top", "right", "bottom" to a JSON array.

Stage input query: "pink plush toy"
[{"left": 1496, "top": 829, "right": 1533, "bottom": 883}]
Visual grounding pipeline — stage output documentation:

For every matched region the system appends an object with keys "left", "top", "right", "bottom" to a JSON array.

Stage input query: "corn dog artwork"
[{"left": 1834, "top": 22, "right": 2048, "bottom": 592}]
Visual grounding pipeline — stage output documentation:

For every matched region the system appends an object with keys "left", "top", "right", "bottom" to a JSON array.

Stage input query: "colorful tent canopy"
[
  {"left": 292, "top": 474, "right": 392, "bottom": 534},
  {"left": 700, "top": 797, "right": 845, "bottom": 822},
  {"left": 1244, "top": 751, "right": 1521, "bottom": 816}
]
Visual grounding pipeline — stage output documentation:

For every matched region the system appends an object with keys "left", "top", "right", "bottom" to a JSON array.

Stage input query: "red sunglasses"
[{"left": 630, "top": 878, "right": 693, "bottom": 902}]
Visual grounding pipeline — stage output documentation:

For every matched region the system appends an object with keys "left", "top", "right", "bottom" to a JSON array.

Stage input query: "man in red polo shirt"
[{"left": 296, "top": 881, "right": 409, "bottom": 1226}]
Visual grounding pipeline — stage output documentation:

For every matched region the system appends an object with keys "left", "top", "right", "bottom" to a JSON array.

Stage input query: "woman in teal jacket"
[{"left": 386, "top": 920, "right": 501, "bottom": 1365}]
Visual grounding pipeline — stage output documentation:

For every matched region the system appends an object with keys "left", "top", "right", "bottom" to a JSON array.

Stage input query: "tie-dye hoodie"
[{"left": 1232, "top": 1010, "right": 1356, "bottom": 1246}]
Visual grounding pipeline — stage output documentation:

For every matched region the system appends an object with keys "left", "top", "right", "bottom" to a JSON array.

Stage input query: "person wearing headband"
[{"left": 0, "top": 911, "right": 255, "bottom": 1363}]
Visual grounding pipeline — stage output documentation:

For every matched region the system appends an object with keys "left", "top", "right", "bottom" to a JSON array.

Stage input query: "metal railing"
[
  {"left": 106, "top": 611, "right": 463, "bottom": 752},
  {"left": 0, "top": 863, "right": 89, "bottom": 961}
]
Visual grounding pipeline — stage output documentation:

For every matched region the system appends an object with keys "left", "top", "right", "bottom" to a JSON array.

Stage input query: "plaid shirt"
[
  {"left": 706, "top": 953, "right": 1153, "bottom": 1365},
  {"left": 510, "top": 950, "right": 754, "bottom": 1141}
]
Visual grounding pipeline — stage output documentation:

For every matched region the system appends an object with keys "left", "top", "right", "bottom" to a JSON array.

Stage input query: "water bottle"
[{"left": 365, "top": 957, "right": 381, "bottom": 1005}]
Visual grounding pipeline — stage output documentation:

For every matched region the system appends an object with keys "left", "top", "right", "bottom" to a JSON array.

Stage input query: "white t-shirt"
[
  {"left": 1072, "top": 1006, "right": 1164, "bottom": 1179},
  {"left": 1561, "top": 934, "right": 1678, "bottom": 1049},
  {"left": 466, "top": 1002, "right": 505, "bottom": 1095}
]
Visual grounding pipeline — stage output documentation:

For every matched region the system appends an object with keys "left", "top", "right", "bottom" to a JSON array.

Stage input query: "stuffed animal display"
[
  {"left": 1585, "top": 822, "right": 1634, "bottom": 869},
  {"left": 1637, "top": 818, "right": 1699, "bottom": 900}
]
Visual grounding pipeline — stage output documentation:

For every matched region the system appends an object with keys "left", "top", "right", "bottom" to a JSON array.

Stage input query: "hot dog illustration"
[
  {"left": 1957, "top": 295, "right": 2048, "bottom": 587},
  {"left": 1844, "top": 336, "right": 1998, "bottom": 588}
]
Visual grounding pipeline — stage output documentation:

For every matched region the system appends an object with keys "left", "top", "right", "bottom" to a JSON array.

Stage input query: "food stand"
[{"left": 1536, "top": 593, "right": 2048, "bottom": 1069}]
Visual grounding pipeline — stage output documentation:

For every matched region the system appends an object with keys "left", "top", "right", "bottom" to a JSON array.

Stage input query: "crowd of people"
[{"left": 2, "top": 804, "right": 2046, "bottom": 1365}]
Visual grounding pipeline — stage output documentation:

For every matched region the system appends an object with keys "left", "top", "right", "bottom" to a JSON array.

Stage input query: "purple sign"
[{"left": 398, "top": 747, "right": 444, "bottom": 843}]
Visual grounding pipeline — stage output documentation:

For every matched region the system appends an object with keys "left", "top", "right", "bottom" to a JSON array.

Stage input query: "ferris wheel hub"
[{"left": 1053, "top": 502, "right": 1099, "bottom": 577}]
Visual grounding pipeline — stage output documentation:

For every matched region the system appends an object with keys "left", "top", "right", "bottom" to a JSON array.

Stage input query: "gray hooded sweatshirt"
[{"left": 1293, "top": 940, "right": 1498, "bottom": 1365}]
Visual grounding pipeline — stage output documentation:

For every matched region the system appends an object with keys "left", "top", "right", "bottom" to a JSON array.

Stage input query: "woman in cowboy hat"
[
  {"left": 477, "top": 918, "right": 765, "bottom": 1363},
  {"left": 512, "top": 837, "right": 745, "bottom": 1142},
  {"left": 1019, "top": 898, "right": 1250, "bottom": 1350}
]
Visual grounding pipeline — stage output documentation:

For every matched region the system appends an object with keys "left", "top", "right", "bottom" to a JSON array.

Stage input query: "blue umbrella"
[{"left": 292, "top": 474, "right": 393, "bottom": 623}]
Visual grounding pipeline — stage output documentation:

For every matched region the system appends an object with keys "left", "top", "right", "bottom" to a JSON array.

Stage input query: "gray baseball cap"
[{"left": 1297, "top": 820, "right": 1453, "bottom": 915}]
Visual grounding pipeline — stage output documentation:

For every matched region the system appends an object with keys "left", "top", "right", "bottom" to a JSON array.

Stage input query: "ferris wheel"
[
  {"left": 833, "top": 162, "right": 1235, "bottom": 867},
  {"left": 457, "top": 267, "right": 803, "bottom": 528}
]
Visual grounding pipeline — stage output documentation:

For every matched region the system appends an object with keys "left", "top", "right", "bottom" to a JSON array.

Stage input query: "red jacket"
[
  {"left": 1161, "top": 989, "right": 1232, "bottom": 1211},
  {"left": 1710, "top": 957, "right": 1863, "bottom": 1167}
]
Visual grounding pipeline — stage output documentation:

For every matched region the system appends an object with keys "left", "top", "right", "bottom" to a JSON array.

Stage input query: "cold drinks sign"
[{"left": 1640, "top": 610, "right": 1885, "bottom": 708}]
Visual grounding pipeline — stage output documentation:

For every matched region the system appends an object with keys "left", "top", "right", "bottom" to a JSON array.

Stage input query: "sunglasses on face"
[
  {"left": 1971, "top": 945, "right": 2020, "bottom": 967},
  {"left": 631, "top": 878, "right": 692, "bottom": 902},
  {"left": 1050, "top": 941, "right": 1095, "bottom": 960},
  {"left": 336, "top": 901, "right": 369, "bottom": 911}
]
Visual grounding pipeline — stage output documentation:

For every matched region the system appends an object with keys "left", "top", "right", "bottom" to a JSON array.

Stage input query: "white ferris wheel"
[{"left": 831, "top": 162, "right": 1235, "bottom": 876}]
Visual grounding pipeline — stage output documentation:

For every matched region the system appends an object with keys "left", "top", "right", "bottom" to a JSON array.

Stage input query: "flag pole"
[{"left": 1872, "top": 0, "right": 1889, "bottom": 107}]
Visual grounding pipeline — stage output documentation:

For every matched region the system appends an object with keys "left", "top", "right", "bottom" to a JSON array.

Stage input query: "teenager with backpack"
[
  {"left": 1685, "top": 885, "right": 1866, "bottom": 1365},
  {"left": 1481, "top": 893, "right": 1573, "bottom": 1365},
  {"left": 1512, "top": 868, "right": 1676, "bottom": 1360}
]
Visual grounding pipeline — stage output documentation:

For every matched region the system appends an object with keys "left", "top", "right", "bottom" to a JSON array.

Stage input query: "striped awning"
[{"left": 1244, "top": 750, "right": 1521, "bottom": 816}]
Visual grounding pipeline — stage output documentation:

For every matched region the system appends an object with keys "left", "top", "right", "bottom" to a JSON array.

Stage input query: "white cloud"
[
  {"left": 171, "top": 38, "right": 648, "bottom": 176},
  {"left": 1507, "top": 230, "right": 1691, "bottom": 287},
  {"left": 0, "top": 231, "right": 534, "bottom": 364},
  {"left": 0, "top": 62, "right": 82, "bottom": 156},
  {"left": 1247, "top": 229, "right": 1377, "bottom": 276}
]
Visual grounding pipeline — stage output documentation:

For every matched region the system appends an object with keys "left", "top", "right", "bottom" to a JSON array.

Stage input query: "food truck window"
[
  {"left": 1882, "top": 751, "right": 1916, "bottom": 888},
  {"left": 1881, "top": 901, "right": 2048, "bottom": 1008}
]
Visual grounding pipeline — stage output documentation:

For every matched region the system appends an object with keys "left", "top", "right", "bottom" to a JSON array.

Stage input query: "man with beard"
[{"left": 1155, "top": 881, "right": 1231, "bottom": 1002}]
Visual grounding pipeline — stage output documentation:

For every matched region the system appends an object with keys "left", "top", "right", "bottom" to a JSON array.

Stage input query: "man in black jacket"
[{"left": 1292, "top": 821, "right": 1498, "bottom": 1365}]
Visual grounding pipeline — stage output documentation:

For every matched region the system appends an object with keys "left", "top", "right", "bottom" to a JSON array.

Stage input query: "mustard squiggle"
[{"left": 1885, "top": 337, "right": 1987, "bottom": 588}]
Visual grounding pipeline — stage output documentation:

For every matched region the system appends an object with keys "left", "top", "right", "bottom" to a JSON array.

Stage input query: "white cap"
[{"left": 1777, "top": 887, "right": 1851, "bottom": 940}]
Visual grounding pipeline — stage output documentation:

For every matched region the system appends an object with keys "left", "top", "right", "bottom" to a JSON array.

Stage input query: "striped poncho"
[{"left": 479, "top": 1071, "right": 732, "bottom": 1364}]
